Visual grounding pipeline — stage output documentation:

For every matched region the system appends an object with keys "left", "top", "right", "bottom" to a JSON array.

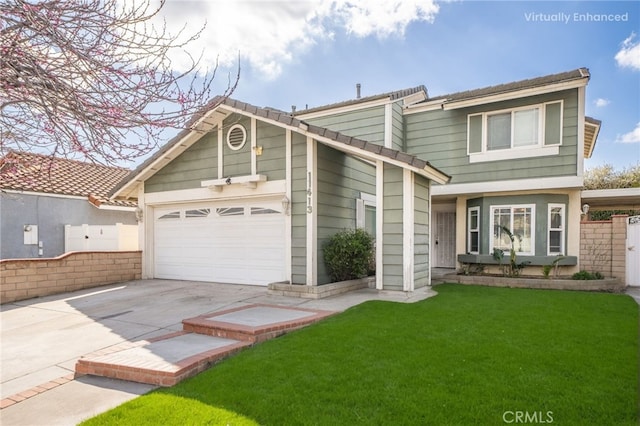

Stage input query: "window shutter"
[
  {"left": 544, "top": 102, "right": 562, "bottom": 145},
  {"left": 468, "top": 114, "right": 483, "bottom": 153}
]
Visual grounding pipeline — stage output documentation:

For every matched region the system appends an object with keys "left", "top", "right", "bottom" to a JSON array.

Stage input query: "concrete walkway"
[{"left": 0, "top": 279, "right": 435, "bottom": 426}]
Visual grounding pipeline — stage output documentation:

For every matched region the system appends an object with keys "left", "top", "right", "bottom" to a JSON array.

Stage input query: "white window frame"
[
  {"left": 468, "top": 101, "right": 562, "bottom": 163},
  {"left": 467, "top": 206, "right": 480, "bottom": 254},
  {"left": 489, "top": 204, "right": 536, "bottom": 256},
  {"left": 356, "top": 192, "right": 376, "bottom": 234},
  {"left": 547, "top": 203, "right": 565, "bottom": 255}
]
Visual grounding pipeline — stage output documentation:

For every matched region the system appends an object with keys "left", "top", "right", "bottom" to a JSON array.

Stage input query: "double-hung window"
[
  {"left": 468, "top": 101, "right": 562, "bottom": 163},
  {"left": 548, "top": 204, "right": 565, "bottom": 255},
  {"left": 490, "top": 205, "right": 535, "bottom": 255},
  {"left": 467, "top": 207, "right": 480, "bottom": 254}
]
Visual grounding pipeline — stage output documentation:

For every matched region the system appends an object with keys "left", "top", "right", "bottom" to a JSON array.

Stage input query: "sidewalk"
[{"left": 1, "top": 279, "right": 435, "bottom": 426}]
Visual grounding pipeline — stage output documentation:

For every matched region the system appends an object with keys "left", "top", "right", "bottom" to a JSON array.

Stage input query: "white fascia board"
[
  {"left": 295, "top": 98, "right": 392, "bottom": 120},
  {"left": 431, "top": 176, "right": 584, "bottom": 197},
  {"left": 144, "top": 180, "right": 286, "bottom": 205},
  {"left": 405, "top": 80, "right": 587, "bottom": 114},
  {"left": 92, "top": 204, "right": 137, "bottom": 212},
  {"left": 581, "top": 188, "right": 640, "bottom": 200}
]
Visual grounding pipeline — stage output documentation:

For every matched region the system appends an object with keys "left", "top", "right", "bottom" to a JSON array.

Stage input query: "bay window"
[
  {"left": 548, "top": 204, "right": 565, "bottom": 255},
  {"left": 490, "top": 205, "right": 535, "bottom": 256},
  {"left": 467, "top": 207, "right": 480, "bottom": 254}
]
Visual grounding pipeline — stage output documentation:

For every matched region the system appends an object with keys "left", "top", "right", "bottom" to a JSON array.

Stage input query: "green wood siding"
[
  {"left": 391, "top": 101, "right": 404, "bottom": 151},
  {"left": 316, "top": 144, "right": 376, "bottom": 285},
  {"left": 468, "top": 114, "right": 482, "bottom": 154},
  {"left": 256, "top": 121, "right": 286, "bottom": 180},
  {"left": 544, "top": 102, "right": 562, "bottom": 145},
  {"left": 414, "top": 175, "right": 430, "bottom": 288},
  {"left": 406, "top": 89, "right": 579, "bottom": 184},
  {"left": 291, "top": 133, "right": 307, "bottom": 284},
  {"left": 382, "top": 165, "right": 404, "bottom": 290},
  {"left": 222, "top": 114, "right": 251, "bottom": 177},
  {"left": 145, "top": 130, "right": 218, "bottom": 193},
  {"left": 305, "top": 106, "right": 386, "bottom": 145}
]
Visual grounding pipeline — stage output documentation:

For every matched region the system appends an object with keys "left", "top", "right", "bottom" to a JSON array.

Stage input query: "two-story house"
[{"left": 111, "top": 68, "right": 599, "bottom": 290}]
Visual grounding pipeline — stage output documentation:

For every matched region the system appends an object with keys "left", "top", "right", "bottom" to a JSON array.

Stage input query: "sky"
[{"left": 151, "top": 0, "right": 640, "bottom": 171}]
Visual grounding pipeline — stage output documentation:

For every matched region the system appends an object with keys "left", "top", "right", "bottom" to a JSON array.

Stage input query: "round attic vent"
[{"left": 226, "top": 124, "right": 247, "bottom": 150}]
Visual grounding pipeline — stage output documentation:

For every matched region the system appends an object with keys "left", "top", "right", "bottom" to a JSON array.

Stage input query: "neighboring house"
[
  {"left": 110, "top": 67, "right": 606, "bottom": 289},
  {"left": 0, "top": 151, "right": 138, "bottom": 259}
]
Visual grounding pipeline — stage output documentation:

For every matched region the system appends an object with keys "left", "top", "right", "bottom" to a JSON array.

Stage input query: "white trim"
[
  {"left": 403, "top": 169, "right": 414, "bottom": 292},
  {"left": 285, "top": 129, "right": 292, "bottom": 283},
  {"left": 144, "top": 180, "right": 286, "bottom": 205},
  {"left": 217, "top": 127, "right": 224, "bottom": 179},
  {"left": 295, "top": 98, "right": 391, "bottom": 120},
  {"left": 469, "top": 145, "right": 559, "bottom": 163},
  {"left": 403, "top": 98, "right": 447, "bottom": 114},
  {"left": 581, "top": 188, "right": 640, "bottom": 199},
  {"left": 431, "top": 175, "right": 583, "bottom": 197},
  {"left": 384, "top": 103, "right": 393, "bottom": 149},
  {"left": 444, "top": 80, "right": 586, "bottom": 111},
  {"left": 427, "top": 179, "right": 433, "bottom": 286},
  {"left": 93, "top": 204, "right": 137, "bottom": 212},
  {"left": 250, "top": 118, "right": 257, "bottom": 175},
  {"left": 577, "top": 86, "right": 586, "bottom": 177},
  {"left": 547, "top": 203, "right": 565, "bottom": 256},
  {"left": 356, "top": 192, "right": 376, "bottom": 230},
  {"left": 201, "top": 174, "right": 267, "bottom": 191},
  {"left": 489, "top": 204, "right": 536, "bottom": 256},
  {"left": 376, "top": 161, "right": 384, "bottom": 290},
  {"left": 306, "top": 137, "right": 317, "bottom": 286},
  {"left": 467, "top": 206, "right": 480, "bottom": 255}
]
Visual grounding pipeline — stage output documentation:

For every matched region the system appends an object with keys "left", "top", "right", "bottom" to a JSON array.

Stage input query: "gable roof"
[
  {"left": 293, "top": 85, "right": 428, "bottom": 116},
  {"left": 110, "top": 96, "right": 450, "bottom": 200},
  {"left": 0, "top": 151, "right": 136, "bottom": 208},
  {"left": 425, "top": 68, "right": 590, "bottom": 107}
]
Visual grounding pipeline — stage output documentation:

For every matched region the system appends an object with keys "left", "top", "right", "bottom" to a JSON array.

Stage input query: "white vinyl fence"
[{"left": 64, "top": 223, "right": 139, "bottom": 252}]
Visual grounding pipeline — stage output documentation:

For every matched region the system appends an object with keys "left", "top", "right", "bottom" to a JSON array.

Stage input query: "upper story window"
[{"left": 468, "top": 101, "right": 562, "bottom": 163}]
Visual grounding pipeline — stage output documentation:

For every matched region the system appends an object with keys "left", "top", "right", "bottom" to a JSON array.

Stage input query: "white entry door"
[
  {"left": 153, "top": 197, "right": 286, "bottom": 286},
  {"left": 627, "top": 216, "right": 640, "bottom": 287}
]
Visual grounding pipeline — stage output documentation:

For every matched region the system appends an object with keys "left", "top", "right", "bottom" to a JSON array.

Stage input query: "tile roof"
[
  {"left": 110, "top": 95, "right": 449, "bottom": 198},
  {"left": 426, "top": 68, "right": 590, "bottom": 104},
  {"left": 292, "top": 85, "right": 428, "bottom": 115},
  {"left": 0, "top": 151, "right": 135, "bottom": 208}
]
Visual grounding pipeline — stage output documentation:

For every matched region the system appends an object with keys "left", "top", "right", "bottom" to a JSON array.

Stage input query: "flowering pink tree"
[{"left": 0, "top": 0, "right": 238, "bottom": 165}]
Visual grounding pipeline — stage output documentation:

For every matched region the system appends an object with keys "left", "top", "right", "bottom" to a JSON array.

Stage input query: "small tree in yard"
[
  {"left": 323, "top": 229, "right": 374, "bottom": 282},
  {"left": 0, "top": 0, "right": 238, "bottom": 165}
]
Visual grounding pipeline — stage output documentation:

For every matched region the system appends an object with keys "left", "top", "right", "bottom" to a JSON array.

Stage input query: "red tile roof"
[{"left": 0, "top": 151, "right": 135, "bottom": 208}]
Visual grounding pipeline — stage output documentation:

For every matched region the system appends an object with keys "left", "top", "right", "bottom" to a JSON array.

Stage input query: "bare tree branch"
[{"left": 0, "top": 0, "right": 239, "bottom": 165}]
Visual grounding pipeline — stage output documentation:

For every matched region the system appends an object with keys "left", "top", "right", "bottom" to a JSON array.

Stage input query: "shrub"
[
  {"left": 572, "top": 270, "right": 605, "bottom": 280},
  {"left": 323, "top": 228, "right": 374, "bottom": 282}
]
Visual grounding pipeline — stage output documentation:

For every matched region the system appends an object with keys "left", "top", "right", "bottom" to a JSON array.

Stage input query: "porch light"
[
  {"left": 281, "top": 196, "right": 290, "bottom": 216},
  {"left": 581, "top": 204, "right": 590, "bottom": 215}
]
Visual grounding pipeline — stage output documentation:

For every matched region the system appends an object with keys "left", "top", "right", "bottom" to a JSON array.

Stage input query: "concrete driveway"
[{"left": 1, "top": 279, "right": 434, "bottom": 425}]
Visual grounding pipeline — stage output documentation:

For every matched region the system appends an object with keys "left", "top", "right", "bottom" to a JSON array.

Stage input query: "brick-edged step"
[
  {"left": 75, "top": 331, "right": 251, "bottom": 387},
  {"left": 182, "top": 304, "right": 337, "bottom": 343}
]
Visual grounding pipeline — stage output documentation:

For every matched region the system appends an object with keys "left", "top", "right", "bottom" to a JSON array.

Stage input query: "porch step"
[
  {"left": 75, "top": 304, "right": 336, "bottom": 386},
  {"left": 182, "top": 304, "right": 336, "bottom": 343}
]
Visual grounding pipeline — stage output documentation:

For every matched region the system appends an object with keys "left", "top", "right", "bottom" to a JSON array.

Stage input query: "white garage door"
[{"left": 154, "top": 197, "right": 286, "bottom": 286}]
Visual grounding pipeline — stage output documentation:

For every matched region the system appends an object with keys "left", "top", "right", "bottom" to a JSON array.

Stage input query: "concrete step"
[{"left": 75, "top": 304, "right": 336, "bottom": 387}]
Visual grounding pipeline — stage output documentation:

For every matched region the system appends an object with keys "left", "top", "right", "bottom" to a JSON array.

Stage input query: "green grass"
[{"left": 82, "top": 285, "right": 639, "bottom": 425}]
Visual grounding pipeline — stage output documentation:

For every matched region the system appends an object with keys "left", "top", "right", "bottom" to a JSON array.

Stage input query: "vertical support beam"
[
  {"left": 577, "top": 86, "right": 586, "bottom": 178},
  {"left": 138, "top": 183, "right": 153, "bottom": 279},
  {"left": 376, "top": 160, "right": 384, "bottom": 290},
  {"left": 384, "top": 103, "right": 393, "bottom": 149},
  {"left": 217, "top": 125, "right": 224, "bottom": 179},
  {"left": 250, "top": 117, "right": 257, "bottom": 175},
  {"left": 306, "top": 137, "right": 317, "bottom": 286},
  {"left": 285, "top": 129, "right": 292, "bottom": 283},
  {"left": 568, "top": 189, "right": 582, "bottom": 273},
  {"left": 427, "top": 180, "right": 432, "bottom": 286},
  {"left": 455, "top": 196, "right": 467, "bottom": 270},
  {"left": 403, "top": 169, "right": 414, "bottom": 292}
]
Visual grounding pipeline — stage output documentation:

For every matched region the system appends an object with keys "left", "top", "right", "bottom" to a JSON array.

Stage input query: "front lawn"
[{"left": 82, "top": 284, "right": 638, "bottom": 425}]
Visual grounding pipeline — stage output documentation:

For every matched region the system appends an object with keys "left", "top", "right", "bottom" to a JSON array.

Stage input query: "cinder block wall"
[
  {"left": 1, "top": 251, "right": 142, "bottom": 304},
  {"left": 580, "top": 215, "right": 627, "bottom": 283}
]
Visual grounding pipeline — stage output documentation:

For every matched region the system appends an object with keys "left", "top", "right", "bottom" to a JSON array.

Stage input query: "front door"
[{"left": 433, "top": 211, "right": 456, "bottom": 268}]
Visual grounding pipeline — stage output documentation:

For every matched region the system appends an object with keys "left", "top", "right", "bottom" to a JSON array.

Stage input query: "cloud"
[
  {"left": 594, "top": 98, "right": 610, "bottom": 107},
  {"left": 151, "top": 0, "right": 439, "bottom": 79},
  {"left": 616, "top": 122, "right": 640, "bottom": 144},
  {"left": 615, "top": 32, "right": 640, "bottom": 71}
]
